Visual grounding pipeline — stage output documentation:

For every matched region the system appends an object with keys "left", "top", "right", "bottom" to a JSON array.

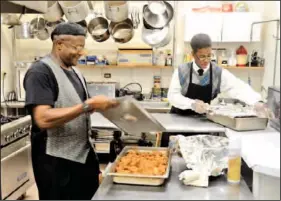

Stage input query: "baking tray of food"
[
  {"left": 206, "top": 114, "right": 268, "bottom": 131},
  {"left": 107, "top": 146, "right": 171, "bottom": 186}
]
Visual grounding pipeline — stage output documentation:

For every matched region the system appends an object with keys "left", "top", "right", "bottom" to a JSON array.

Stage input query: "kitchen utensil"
[
  {"left": 142, "top": 24, "right": 171, "bottom": 48},
  {"left": 2, "top": 14, "right": 22, "bottom": 26},
  {"left": 15, "top": 22, "right": 34, "bottom": 39},
  {"left": 107, "top": 146, "right": 171, "bottom": 186},
  {"left": 29, "top": 16, "right": 46, "bottom": 35},
  {"left": 143, "top": 1, "right": 173, "bottom": 29},
  {"left": 88, "top": 9, "right": 110, "bottom": 43},
  {"left": 104, "top": 1, "right": 129, "bottom": 23},
  {"left": 99, "top": 96, "right": 165, "bottom": 134},
  {"left": 36, "top": 28, "right": 49, "bottom": 40},
  {"left": 207, "top": 114, "right": 268, "bottom": 131},
  {"left": 59, "top": 1, "right": 89, "bottom": 22},
  {"left": 130, "top": 7, "right": 140, "bottom": 29},
  {"left": 43, "top": 1, "right": 64, "bottom": 22},
  {"left": 109, "top": 18, "right": 134, "bottom": 44}
]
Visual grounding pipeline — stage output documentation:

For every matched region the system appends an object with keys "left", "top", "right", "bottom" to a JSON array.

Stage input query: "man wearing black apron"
[{"left": 162, "top": 33, "right": 268, "bottom": 147}]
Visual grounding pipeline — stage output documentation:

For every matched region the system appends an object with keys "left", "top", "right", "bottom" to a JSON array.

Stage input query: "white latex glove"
[
  {"left": 179, "top": 170, "right": 200, "bottom": 184},
  {"left": 179, "top": 170, "right": 209, "bottom": 187},
  {"left": 254, "top": 102, "right": 275, "bottom": 119},
  {"left": 191, "top": 100, "right": 210, "bottom": 114}
]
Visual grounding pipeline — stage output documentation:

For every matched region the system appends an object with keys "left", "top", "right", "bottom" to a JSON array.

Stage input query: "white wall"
[
  {"left": 1, "top": 25, "right": 14, "bottom": 101},
  {"left": 260, "top": 1, "right": 280, "bottom": 98}
]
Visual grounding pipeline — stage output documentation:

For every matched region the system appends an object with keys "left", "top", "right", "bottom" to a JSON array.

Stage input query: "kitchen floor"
[{"left": 22, "top": 163, "right": 108, "bottom": 200}]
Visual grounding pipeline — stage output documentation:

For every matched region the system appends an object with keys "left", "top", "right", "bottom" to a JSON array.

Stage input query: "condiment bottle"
[{"left": 227, "top": 137, "right": 242, "bottom": 184}]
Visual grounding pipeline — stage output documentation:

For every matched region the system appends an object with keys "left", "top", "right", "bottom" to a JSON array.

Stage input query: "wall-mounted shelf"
[
  {"left": 77, "top": 64, "right": 264, "bottom": 70},
  {"left": 222, "top": 66, "right": 264, "bottom": 70},
  {"left": 77, "top": 64, "right": 172, "bottom": 69}
]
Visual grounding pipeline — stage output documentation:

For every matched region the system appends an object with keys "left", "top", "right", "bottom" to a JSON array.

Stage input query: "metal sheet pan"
[
  {"left": 207, "top": 114, "right": 268, "bottom": 131},
  {"left": 107, "top": 146, "right": 171, "bottom": 186},
  {"left": 99, "top": 96, "right": 166, "bottom": 134}
]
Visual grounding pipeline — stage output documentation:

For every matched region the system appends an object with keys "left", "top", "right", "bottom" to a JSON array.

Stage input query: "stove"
[{"left": 1, "top": 115, "right": 34, "bottom": 200}]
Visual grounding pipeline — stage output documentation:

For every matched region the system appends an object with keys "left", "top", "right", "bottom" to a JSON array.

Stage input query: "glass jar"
[{"left": 227, "top": 137, "right": 242, "bottom": 184}]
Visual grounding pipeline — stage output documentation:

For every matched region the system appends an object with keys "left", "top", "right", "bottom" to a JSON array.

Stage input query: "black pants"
[{"left": 31, "top": 132, "right": 100, "bottom": 200}]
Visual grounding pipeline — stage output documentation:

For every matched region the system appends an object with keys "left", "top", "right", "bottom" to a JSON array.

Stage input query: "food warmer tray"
[
  {"left": 99, "top": 96, "right": 166, "bottom": 134},
  {"left": 107, "top": 146, "right": 171, "bottom": 186},
  {"left": 206, "top": 114, "right": 268, "bottom": 131}
]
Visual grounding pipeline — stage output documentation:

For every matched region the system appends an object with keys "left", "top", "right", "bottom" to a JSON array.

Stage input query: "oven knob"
[
  {"left": 4, "top": 136, "right": 8, "bottom": 142},
  {"left": 5, "top": 135, "right": 10, "bottom": 142}
]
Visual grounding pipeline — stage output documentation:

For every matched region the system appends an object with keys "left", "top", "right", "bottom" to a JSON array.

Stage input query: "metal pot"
[
  {"left": 142, "top": 24, "right": 171, "bottom": 48},
  {"left": 2, "top": 14, "right": 21, "bottom": 26},
  {"left": 143, "top": 1, "right": 174, "bottom": 29},
  {"left": 109, "top": 18, "right": 134, "bottom": 44},
  {"left": 43, "top": 1, "right": 64, "bottom": 22},
  {"left": 59, "top": 1, "right": 89, "bottom": 23},
  {"left": 88, "top": 17, "right": 110, "bottom": 42},
  {"left": 104, "top": 1, "right": 128, "bottom": 23},
  {"left": 45, "top": 19, "right": 65, "bottom": 35},
  {"left": 36, "top": 28, "right": 49, "bottom": 40},
  {"left": 29, "top": 17, "right": 46, "bottom": 35},
  {"left": 15, "top": 22, "right": 34, "bottom": 39}
]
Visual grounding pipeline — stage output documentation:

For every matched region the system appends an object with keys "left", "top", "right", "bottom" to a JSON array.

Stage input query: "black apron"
[{"left": 161, "top": 63, "right": 217, "bottom": 147}]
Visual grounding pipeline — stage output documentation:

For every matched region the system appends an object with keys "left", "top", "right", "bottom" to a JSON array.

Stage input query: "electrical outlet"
[{"left": 104, "top": 73, "right": 111, "bottom": 78}]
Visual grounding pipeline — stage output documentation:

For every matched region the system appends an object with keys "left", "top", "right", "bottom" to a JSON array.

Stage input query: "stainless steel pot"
[
  {"left": 2, "top": 14, "right": 21, "bottom": 26},
  {"left": 142, "top": 24, "right": 171, "bottom": 48},
  {"left": 59, "top": 1, "right": 89, "bottom": 23},
  {"left": 43, "top": 1, "right": 64, "bottom": 22},
  {"left": 29, "top": 17, "right": 46, "bottom": 35},
  {"left": 143, "top": 1, "right": 174, "bottom": 29},
  {"left": 104, "top": 1, "right": 128, "bottom": 23},
  {"left": 88, "top": 17, "right": 110, "bottom": 42},
  {"left": 36, "top": 28, "right": 49, "bottom": 40},
  {"left": 109, "top": 18, "right": 134, "bottom": 44},
  {"left": 15, "top": 22, "right": 34, "bottom": 39}
]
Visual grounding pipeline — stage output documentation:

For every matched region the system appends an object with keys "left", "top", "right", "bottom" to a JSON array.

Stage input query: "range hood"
[{"left": 1, "top": 1, "right": 48, "bottom": 13}]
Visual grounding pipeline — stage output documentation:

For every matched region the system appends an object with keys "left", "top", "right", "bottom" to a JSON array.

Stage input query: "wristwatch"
[{"left": 82, "top": 102, "right": 92, "bottom": 113}]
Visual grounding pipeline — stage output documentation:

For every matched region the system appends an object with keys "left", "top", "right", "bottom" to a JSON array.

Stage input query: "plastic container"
[
  {"left": 227, "top": 137, "right": 242, "bottom": 184},
  {"left": 236, "top": 55, "right": 248, "bottom": 67}
]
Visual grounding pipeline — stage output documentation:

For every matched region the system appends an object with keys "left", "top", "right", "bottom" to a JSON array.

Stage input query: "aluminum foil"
[
  {"left": 208, "top": 104, "right": 257, "bottom": 118},
  {"left": 178, "top": 135, "right": 229, "bottom": 177}
]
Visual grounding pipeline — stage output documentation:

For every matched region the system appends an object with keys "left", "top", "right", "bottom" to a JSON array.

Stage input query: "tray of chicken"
[{"left": 107, "top": 146, "right": 171, "bottom": 186}]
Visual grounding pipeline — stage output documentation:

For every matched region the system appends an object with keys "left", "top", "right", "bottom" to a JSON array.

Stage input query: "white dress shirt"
[{"left": 168, "top": 61, "right": 262, "bottom": 110}]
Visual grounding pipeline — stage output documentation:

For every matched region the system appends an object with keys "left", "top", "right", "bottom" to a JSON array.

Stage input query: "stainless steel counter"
[
  {"left": 91, "top": 113, "right": 225, "bottom": 133},
  {"left": 152, "top": 113, "right": 225, "bottom": 133},
  {"left": 92, "top": 155, "right": 253, "bottom": 200}
]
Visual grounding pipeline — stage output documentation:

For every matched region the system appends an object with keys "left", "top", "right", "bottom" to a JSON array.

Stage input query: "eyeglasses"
[
  {"left": 62, "top": 41, "right": 86, "bottom": 52},
  {"left": 195, "top": 54, "right": 212, "bottom": 62}
]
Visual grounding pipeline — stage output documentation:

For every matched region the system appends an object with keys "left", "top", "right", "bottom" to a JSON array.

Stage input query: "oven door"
[{"left": 1, "top": 137, "right": 31, "bottom": 200}]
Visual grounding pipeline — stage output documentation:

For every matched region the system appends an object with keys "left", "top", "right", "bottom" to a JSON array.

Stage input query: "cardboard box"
[{"left": 117, "top": 49, "right": 153, "bottom": 66}]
